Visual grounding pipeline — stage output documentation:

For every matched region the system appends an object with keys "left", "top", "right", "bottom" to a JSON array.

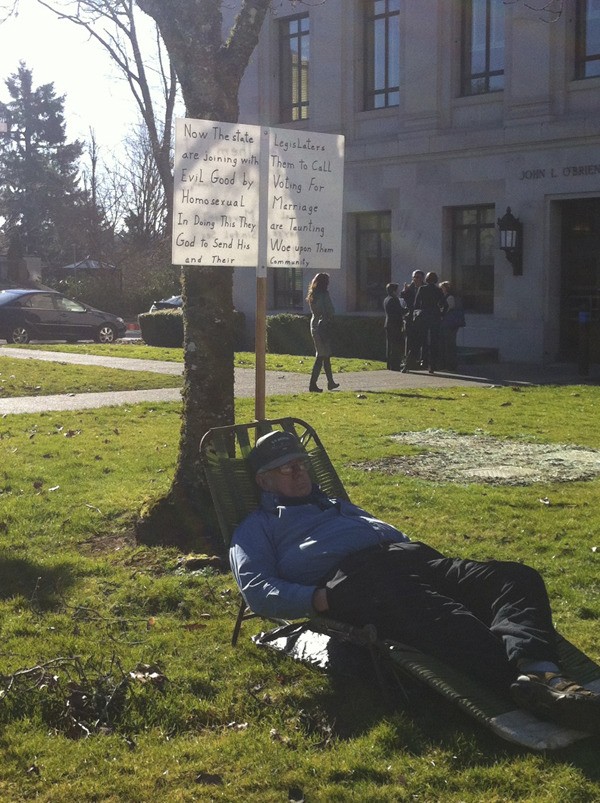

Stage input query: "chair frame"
[{"left": 200, "top": 416, "right": 349, "bottom": 645}]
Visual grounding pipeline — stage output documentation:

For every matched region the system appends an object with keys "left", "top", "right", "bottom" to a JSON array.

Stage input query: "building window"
[
  {"left": 355, "top": 211, "right": 391, "bottom": 311},
  {"left": 279, "top": 14, "right": 309, "bottom": 122},
  {"left": 576, "top": 0, "right": 600, "bottom": 79},
  {"left": 461, "top": 0, "right": 504, "bottom": 96},
  {"left": 272, "top": 268, "right": 303, "bottom": 310},
  {"left": 451, "top": 206, "right": 495, "bottom": 314},
  {"left": 364, "top": 0, "right": 400, "bottom": 110}
]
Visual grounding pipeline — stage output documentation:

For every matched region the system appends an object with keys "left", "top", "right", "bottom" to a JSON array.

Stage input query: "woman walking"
[{"left": 306, "top": 272, "right": 339, "bottom": 392}]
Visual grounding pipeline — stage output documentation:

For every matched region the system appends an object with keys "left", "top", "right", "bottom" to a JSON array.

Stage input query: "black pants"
[
  {"left": 411, "top": 317, "right": 441, "bottom": 371},
  {"left": 385, "top": 330, "right": 404, "bottom": 371},
  {"left": 404, "top": 319, "right": 423, "bottom": 368},
  {"left": 441, "top": 325, "right": 459, "bottom": 370},
  {"left": 322, "top": 542, "right": 559, "bottom": 692}
]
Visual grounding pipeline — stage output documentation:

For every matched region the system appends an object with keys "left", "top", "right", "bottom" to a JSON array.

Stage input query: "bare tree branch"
[
  {"left": 504, "top": 0, "right": 565, "bottom": 22},
  {"left": 222, "top": 0, "right": 275, "bottom": 88},
  {"left": 33, "top": 0, "right": 177, "bottom": 227}
]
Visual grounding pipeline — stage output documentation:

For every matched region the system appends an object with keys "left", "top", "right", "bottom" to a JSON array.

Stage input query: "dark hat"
[{"left": 248, "top": 431, "right": 307, "bottom": 475}]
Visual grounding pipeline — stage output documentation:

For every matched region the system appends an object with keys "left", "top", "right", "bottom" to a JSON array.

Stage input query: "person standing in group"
[
  {"left": 400, "top": 270, "right": 425, "bottom": 371},
  {"left": 440, "top": 280, "right": 465, "bottom": 371},
  {"left": 307, "top": 272, "right": 339, "bottom": 393},
  {"left": 383, "top": 283, "right": 405, "bottom": 371},
  {"left": 410, "top": 271, "right": 447, "bottom": 374}
]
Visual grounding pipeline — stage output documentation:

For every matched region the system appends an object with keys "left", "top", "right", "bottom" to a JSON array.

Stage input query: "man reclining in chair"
[{"left": 229, "top": 431, "right": 600, "bottom": 733}]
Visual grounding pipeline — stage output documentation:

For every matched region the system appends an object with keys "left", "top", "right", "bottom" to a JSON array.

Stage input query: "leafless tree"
[
  {"left": 35, "top": 0, "right": 177, "bottom": 231},
  {"left": 78, "top": 129, "right": 116, "bottom": 258},
  {"left": 81, "top": 129, "right": 130, "bottom": 242},
  {"left": 119, "top": 122, "right": 168, "bottom": 241}
]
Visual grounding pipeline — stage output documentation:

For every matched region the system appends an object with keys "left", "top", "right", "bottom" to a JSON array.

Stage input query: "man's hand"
[{"left": 312, "top": 587, "right": 329, "bottom": 613}]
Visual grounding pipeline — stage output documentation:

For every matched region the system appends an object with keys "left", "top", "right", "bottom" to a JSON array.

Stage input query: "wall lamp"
[{"left": 497, "top": 206, "right": 523, "bottom": 276}]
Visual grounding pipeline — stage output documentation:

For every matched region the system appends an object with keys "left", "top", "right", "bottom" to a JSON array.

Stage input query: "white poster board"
[
  {"left": 172, "top": 119, "right": 345, "bottom": 271},
  {"left": 172, "top": 119, "right": 261, "bottom": 266},
  {"left": 266, "top": 127, "right": 345, "bottom": 273}
]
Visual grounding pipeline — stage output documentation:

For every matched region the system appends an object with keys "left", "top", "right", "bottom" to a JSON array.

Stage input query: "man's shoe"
[
  {"left": 327, "top": 381, "right": 340, "bottom": 390},
  {"left": 511, "top": 672, "right": 600, "bottom": 733},
  {"left": 309, "top": 384, "right": 323, "bottom": 393}
]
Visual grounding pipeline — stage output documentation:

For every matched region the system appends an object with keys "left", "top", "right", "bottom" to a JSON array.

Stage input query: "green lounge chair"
[{"left": 200, "top": 416, "right": 600, "bottom": 751}]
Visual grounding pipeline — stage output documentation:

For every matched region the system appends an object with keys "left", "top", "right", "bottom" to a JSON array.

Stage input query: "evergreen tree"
[{"left": 0, "top": 62, "right": 88, "bottom": 266}]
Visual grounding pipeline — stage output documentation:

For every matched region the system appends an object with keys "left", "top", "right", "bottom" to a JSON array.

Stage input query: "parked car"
[
  {"left": 0, "top": 289, "right": 127, "bottom": 344},
  {"left": 149, "top": 295, "right": 182, "bottom": 311}
]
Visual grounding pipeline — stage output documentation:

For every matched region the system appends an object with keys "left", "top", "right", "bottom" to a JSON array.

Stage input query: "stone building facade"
[{"left": 231, "top": 0, "right": 600, "bottom": 363}]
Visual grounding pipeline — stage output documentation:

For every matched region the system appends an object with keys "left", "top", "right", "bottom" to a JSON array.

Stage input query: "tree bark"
[{"left": 135, "top": 0, "right": 271, "bottom": 552}]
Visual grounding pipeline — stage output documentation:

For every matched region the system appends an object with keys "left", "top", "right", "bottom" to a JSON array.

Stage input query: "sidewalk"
[{"left": 0, "top": 346, "right": 598, "bottom": 415}]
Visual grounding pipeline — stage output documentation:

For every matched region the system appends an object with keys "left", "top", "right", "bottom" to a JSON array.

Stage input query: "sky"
[{"left": 0, "top": 1, "right": 145, "bottom": 154}]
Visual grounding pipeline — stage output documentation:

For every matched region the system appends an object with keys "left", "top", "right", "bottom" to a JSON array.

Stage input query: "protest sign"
[{"left": 173, "top": 119, "right": 344, "bottom": 271}]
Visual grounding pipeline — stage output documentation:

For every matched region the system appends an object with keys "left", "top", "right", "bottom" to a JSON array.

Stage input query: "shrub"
[
  {"left": 333, "top": 315, "right": 386, "bottom": 360},
  {"left": 138, "top": 309, "right": 183, "bottom": 347},
  {"left": 266, "top": 314, "right": 312, "bottom": 355},
  {"left": 266, "top": 313, "right": 386, "bottom": 360},
  {"left": 138, "top": 308, "right": 247, "bottom": 350}
]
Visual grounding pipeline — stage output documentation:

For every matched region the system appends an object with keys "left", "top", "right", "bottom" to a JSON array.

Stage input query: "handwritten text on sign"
[
  {"left": 267, "top": 127, "right": 344, "bottom": 272},
  {"left": 172, "top": 119, "right": 261, "bottom": 266},
  {"left": 172, "top": 119, "right": 344, "bottom": 270}
]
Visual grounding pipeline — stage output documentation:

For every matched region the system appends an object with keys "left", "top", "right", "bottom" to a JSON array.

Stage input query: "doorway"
[{"left": 560, "top": 198, "right": 600, "bottom": 362}]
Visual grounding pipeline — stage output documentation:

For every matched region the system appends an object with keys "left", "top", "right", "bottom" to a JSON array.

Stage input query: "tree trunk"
[{"left": 135, "top": 0, "right": 270, "bottom": 553}]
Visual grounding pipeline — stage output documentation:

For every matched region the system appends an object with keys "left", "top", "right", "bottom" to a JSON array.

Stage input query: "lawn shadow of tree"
[{"left": 0, "top": 557, "right": 76, "bottom": 610}]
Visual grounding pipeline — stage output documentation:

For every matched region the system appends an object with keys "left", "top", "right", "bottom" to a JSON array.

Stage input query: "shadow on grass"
[
  {"left": 321, "top": 658, "right": 600, "bottom": 780},
  {"left": 0, "top": 557, "right": 76, "bottom": 610},
  {"left": 360, "top": 390, "right": 458, "bottom": 401},
  {"left": 260, "top": 633, "right": 600, "bottom": 778}
]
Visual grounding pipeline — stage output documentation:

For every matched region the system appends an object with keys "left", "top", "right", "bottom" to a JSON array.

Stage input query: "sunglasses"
[{"left": 275, "top": 458, "right": 311, "bottom": 475}]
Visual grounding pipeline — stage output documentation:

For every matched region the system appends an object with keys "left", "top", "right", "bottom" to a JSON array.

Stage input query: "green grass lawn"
[
  {"left": 0, "top": 345, "right": 383, "bottom": 400},
  {"left": 1, "top": 342, "right": 387, "bottom": 374},
  {"left": 0, "top": 357, "right": 182, "bottom": 397},
  {"left": 0, "top": 341, "right": 186, "bottom": 362},
  {"left": 0, "top": 386, "right": 599, "bottom": 800}
]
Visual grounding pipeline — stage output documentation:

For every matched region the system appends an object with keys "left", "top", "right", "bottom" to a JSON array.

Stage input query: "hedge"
[
  {"left": 266, "top": 313, "right": 386, "bottom": 361},
  {"left": 138, "top": 308, "right": 246, "bottom": 349},
  {"left": 138, "top": 309, "right": 385, "bottom": 360}
]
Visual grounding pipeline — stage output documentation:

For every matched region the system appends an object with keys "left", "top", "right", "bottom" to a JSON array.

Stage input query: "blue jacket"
[{"left": 229, "top": 486, "right": 409, "bottom": 619}]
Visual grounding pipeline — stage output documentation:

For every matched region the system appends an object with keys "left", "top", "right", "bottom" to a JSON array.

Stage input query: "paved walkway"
[{"left": 0, "top": 346, "right": 598, "bottom": 415}]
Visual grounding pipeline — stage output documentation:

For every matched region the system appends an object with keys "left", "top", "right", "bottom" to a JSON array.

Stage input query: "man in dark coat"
[
  {"left": 400, "top": 270, "right": 425, "bottom": 370},
  {"left": 383, "top": 283, "right": 405, "bottom": 371},
  {"left": 410, "top": 271, "right": 447, "bottom": 374}
]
